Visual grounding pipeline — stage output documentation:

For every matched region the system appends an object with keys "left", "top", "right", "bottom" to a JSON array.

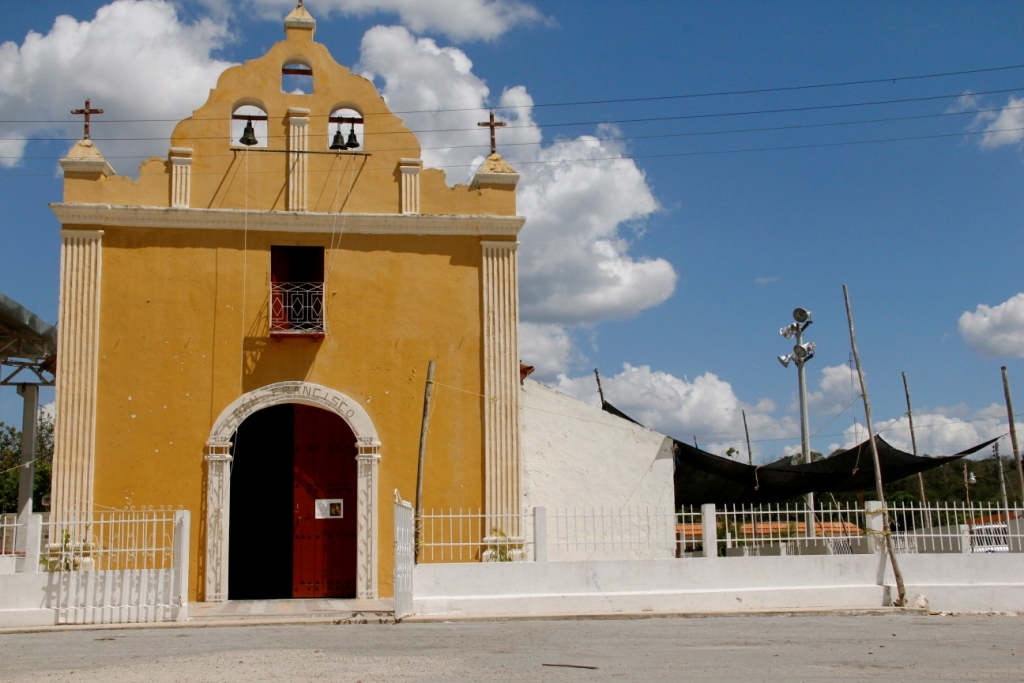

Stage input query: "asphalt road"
[{"left": 2, "top": 613, "right": 1022, "bottom": 682}]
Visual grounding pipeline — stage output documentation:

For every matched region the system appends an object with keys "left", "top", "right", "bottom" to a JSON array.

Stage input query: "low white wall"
[
  {"left": 414, "top": 553, "right": 1024, "bottom": 617},
  {"left": 887, "top": 554, "right": 1024, "bottom": 613},
  {"left": 414, "top": 556, "right": 884, "bottom": 616},
  {"left": 0, "top": 573, "right": 57, "bottom": 627},
  {"left": 520, "top": 380, "right": 675, "bottom": 563}
]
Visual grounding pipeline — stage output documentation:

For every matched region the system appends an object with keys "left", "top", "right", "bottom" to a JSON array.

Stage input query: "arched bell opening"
[
  {"left": 231, "top": 103, "right": 269, "bottom": 149},
  {"left": 327, "top": 106, "right": 364, "bottom": 151},
  {"left": 228, "top": 402, "right": 358, "bottom": 600}
]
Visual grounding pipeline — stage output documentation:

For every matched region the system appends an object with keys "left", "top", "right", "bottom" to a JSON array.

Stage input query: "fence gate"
[{"left": 393, "top": 495, "right": 414, "bottom": 619}]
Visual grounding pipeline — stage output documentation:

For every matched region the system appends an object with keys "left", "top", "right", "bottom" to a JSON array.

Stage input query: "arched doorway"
[
  {"left": 228, "top": 403, "right": 358, "bottom": 599},
  {"left": 204, "top": 381, "right": 381, "bottom": 603}
]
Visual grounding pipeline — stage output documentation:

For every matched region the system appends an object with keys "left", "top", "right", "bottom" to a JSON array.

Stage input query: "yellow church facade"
[{"left": 48, "top": 6, "right": 524, "bottom": 602}]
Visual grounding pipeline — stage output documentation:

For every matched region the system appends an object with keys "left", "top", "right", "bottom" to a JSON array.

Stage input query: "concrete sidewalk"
[{"left": 188, "top": 598, "right": 395, "bottom": 624}]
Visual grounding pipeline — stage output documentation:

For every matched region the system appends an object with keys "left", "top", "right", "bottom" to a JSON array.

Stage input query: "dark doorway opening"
[{"left": 228, "top": 403, "right": 358, "bottom": 600}]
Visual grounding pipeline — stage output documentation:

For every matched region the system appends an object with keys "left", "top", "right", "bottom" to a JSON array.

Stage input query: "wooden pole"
[
  {"left": 843, "top": 284, "right": 906, "bottom": 606},
  {"left": 995, "top": 442, "right": 1010, "bottom": 512},
  {"left": 414, "top": 360, "right": 436, "bottom": 562},
  {"left": 901, "top": 373, "right": 927, "bottom": 507},
  {"left": 594, "top": 368, "right": 605, "bottom": 405},
  {"left": 742, "top": 409, "right": 753, "bottom": 466},
  {"left": 1001, "top": 366, "right": 1024, "bottom": 501}
]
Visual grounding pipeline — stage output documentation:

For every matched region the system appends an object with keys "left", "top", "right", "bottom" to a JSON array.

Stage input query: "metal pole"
[
  {"left": 1001, "top": 366, "right": 1024, "bottom": 501},
  {"left": 594, "top": 368, "right": 605, "bottom": 405},
  {"left": 843, "top": 284, "right": 906, "bottom": 606},
  {"left": 995, "top": 442, "right": 1010, "bottom": 512},
  {"left": 414, "top": 360, "right": 435, "bottom": 562},
  {"left": 16, "top": 384, "right": 39, "bottom": 541},
  {"left": 901, "top": 372, "right": 928, "bottom": 525},
  {"left": 795, "top": 325, "right": 815, "bottom": 536},
  {"left": 742, "top": 409, "right": 753, "bottom": 466}
]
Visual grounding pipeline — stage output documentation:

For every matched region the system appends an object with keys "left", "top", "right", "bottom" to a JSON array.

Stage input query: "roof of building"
[{"left": 0, "top": 292, "right": 56, "bottom": 362}]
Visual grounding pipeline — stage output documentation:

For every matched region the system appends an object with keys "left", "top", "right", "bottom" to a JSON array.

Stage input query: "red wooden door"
[{"left": 292, "top": 405, "right": 358, "bottom": 598}]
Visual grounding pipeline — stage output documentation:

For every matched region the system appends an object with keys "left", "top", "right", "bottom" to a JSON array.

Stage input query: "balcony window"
[{"left": 271, "top": 246, "right": 324, "bottom": 336}]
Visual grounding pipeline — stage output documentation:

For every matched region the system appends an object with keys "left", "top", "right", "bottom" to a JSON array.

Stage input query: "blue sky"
[{"left": 2, "top": 0, "right": 1024, "bottom": 464}]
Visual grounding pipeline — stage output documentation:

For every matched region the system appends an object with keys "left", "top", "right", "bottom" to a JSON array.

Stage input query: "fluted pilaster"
[
  {"left": 51, "top": 229, "right": 103, "bottom": 529},
  {"left": 288, "top": 108, "right": 309, "bottom": 211},
  {"left": 481, "top": 240, "right": 521, "bottom": 538}
]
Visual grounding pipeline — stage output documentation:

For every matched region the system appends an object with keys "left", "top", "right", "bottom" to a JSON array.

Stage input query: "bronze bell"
[
  {"left": 346, "top": 123, "right": 359, "bottom": 149},
  {"left": 330, "top": 125, "right": 346, "bottom": 151},
  {"left": 239, "top": 118, "right": 258, "bottom": 146}
]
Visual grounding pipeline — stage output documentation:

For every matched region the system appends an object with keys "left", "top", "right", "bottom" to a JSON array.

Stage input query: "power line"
[
  {"left": 2, "top": 102, "right": 1016, "bottom": 156},
  {"left": 0, "top": 63, "right": 1022, "bottom": 124},
  {"left": 0, "top": 125, "right": 1019, "bottom": 177}
]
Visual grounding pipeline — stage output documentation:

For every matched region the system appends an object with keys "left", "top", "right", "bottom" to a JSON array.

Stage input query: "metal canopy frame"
[{"left": 0, "top": 292, "right": 56, "bottom": 387}]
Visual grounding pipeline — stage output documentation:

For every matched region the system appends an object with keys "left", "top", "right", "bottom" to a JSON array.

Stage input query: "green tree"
[{"left": 0, "top": 412, "right": 54, "bottom": 514}]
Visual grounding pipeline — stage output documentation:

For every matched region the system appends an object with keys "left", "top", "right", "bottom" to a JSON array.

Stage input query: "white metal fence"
[
  {"left": 418, "top": 509, "right": 532, "bottom": 562},
  {"left": 411, "top": 502, "right": 1024, "bottom": 564},
  {"left": 47, "top": 509, "right": 190, "bottom": 624},
  {"left": 0, "top": 513, "right": 22, "bottom": 573},
  {"left": 418, "top": 507, "right": 703, "bottom": 562},
  {"left": 888, "top": 502, "right": 1024, "bottom": 554},
  {"left": 547, "top": 507, "right": 679, "bottom": 560},
  {"left": 715, "top": 503, "right": 869, "bottom": 557}
]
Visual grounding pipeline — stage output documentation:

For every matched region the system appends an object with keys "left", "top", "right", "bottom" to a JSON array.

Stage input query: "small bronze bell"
[
  {"left": 346, "top": 123, "right": 359, "bottom": 149},
  {"left": 330, "top": 125, "right": 346, "bottom": 151},
  {"left": 239, "top": 118, "right": 258, "bottom": 146}
]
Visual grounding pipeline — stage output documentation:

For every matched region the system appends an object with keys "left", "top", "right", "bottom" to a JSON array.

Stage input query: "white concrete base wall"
[
  {"left": 0, "top": 573, "right": 58, "bottom": 627},
  {"left": 414, "top": 556, "right": 884, "bottom": 616},
  {"left": 414, "top": 554, "right": 1024, "bottom": 617},
  {"left": 890, "top": 554, "right": 1024, "bottom": 613}
]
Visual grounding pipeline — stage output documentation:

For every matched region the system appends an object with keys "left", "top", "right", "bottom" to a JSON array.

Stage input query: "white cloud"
[
  {"left": 837, "top": 407, "right": 1005, "bottom": 457},
  {"left": 973, "top": 95, "right": 1024, "bottom": 149},
  {"left": 0, "top": 0, "right": 233, "bottom": 170},
  {"left": 554, "top": 363, "right": 794, "bottom": 461},
  {"left": 357, "top": 26, "right": 678, "bottom": 327},
  {"left": 519, "top": 323, "right": 575, "bottom": 379},
  {"left": 755, "top": 276, "right": 779, "bottom": 285},
  {"left": 805, "top": 363, "right": 860, "bottom": 412},
  {"left": 251, "top": 0, "right": 545, "bottom": 41},
  {"left": 958, "top": 293, "right": 1024, "bottom": 358}
]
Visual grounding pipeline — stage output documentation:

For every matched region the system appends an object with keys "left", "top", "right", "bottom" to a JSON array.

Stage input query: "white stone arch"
[{"left": 203, "top": 381, "right": 380, "bottom": 602}]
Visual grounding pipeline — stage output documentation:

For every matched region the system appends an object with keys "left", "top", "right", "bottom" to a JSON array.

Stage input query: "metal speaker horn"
[
  {"left": 780, "top": 325, "right": 795, "bottom": 339},
  {"left": 793, "top": 342, "right": 815, "bottom": 360},
  {"left": 792, "top": 307, "right": 812, "bottom": 324},
  {"left": 239, "top": 118, "right": 258, "bottom": 146},
  {"left": 777, "top": 355, "right": 792, "bottom": 369}
]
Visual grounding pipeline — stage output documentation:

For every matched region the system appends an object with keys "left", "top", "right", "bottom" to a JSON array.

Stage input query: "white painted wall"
[
  {"left": 520, "top": 380, "right": 674, "bottom": 512},
  {"left": 413, "top": 553, "right": 1024, "bottom": 617}
]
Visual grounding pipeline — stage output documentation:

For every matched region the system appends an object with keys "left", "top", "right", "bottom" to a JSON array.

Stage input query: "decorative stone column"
[
  {"left": 50, "top": 229, "right": 104, "bottom": 530},
  {"left": 356, "top": 439, "right": 381, "bottom": 599},
  {"left": 481, "top": 240, "right": 522, "bottom": 540},
  {"left": 204, "top": 439, "right": 233, "bottom": 602},
  {"left": 398, "top": 158, "right": 422, "bottom": 214},
  {"left": 288, "top": 108, "right": 309, "bottom": 211},
  {"left": 169, "top": 147, "right": 193, "bottom": 208}
]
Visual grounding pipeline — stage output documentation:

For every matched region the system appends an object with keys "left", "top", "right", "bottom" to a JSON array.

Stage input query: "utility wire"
[
  {"left": 2, "top": 103, "right": 1018, "bottom": 159},
  {"left": 1, "top": 63, "right": 1022, "bottom": 123},
  {"left": 0, "top": 123, "right": 1019, "bottom": 178},
  {"left": 0, "top": 85, "right": 1020, "bottom": 134}
]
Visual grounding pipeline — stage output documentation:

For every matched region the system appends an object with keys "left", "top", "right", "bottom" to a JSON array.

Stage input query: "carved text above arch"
[{"left": 209, "top": 381, "right": 379, "bottom": 444}]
